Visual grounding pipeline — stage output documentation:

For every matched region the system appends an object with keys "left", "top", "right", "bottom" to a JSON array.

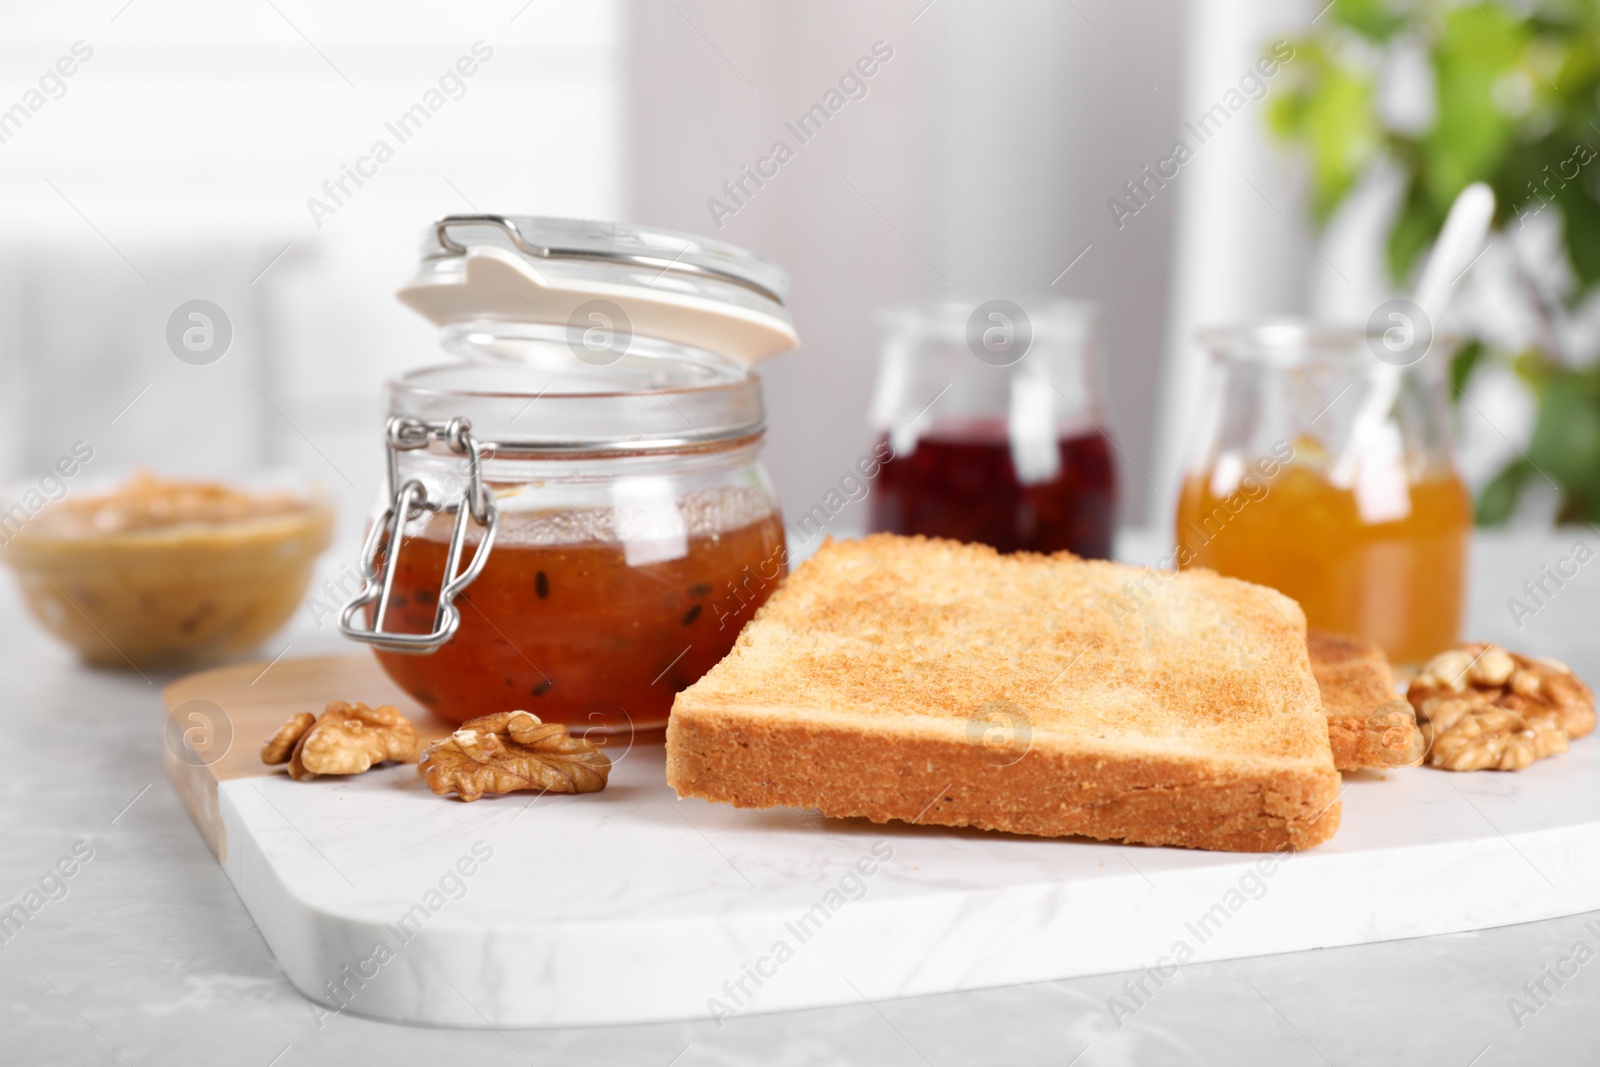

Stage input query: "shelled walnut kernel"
[
  {"left": 261, "top": 701, "right": 420, "bottom": 781},
  {"left": 418, "top": 710, "right": 610, "bottom": 801},
  {"left": 1408, "top": 644, "right": 1594, "bottom": 772}
]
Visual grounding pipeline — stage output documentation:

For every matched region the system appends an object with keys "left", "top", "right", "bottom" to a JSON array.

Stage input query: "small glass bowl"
[{"left": 0, "top": 468, "right": 334, "bottom": 669}]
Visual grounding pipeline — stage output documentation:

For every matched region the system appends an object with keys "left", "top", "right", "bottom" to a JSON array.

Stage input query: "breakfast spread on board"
[
  {"left": 17, "top": 219, "right": 1573, "bottom": 861},
  {"left": 250, "top": 530, "right": 1596, "bottom": 851},
  {"left": 250, "top": 533, "right": 1598, "bottom": 854}
]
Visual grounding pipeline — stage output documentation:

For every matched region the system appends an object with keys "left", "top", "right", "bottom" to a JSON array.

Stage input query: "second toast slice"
[{"left": 1307, "top": 628, "right": 1423, "bottom": 770}]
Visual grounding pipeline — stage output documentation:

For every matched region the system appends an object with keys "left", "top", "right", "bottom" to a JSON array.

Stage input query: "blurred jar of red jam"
[{"left": 866, "top": 300, "right": 1117, "bottom": 558}]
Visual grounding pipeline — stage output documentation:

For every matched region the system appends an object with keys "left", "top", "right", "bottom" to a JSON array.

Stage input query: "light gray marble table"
[{"left": 5, "top": 530, "right": 1599, "bottom": 1066}]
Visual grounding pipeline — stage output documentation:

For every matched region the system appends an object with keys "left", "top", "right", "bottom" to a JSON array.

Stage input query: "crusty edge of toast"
[
  {"left": 666, "top": 705, "right": 1342, "bottom": 853},
  {"left": 1306, "top": 629, "right": 1423, "bottom": 771},
  {"left": 1325, "top": 706, "right": 1425, "bottom": 771}
]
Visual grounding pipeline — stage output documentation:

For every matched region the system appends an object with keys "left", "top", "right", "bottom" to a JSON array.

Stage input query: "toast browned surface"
[
  {"left": 1306, "top": 629, "right": 1423, "bottom": 771},
  {"left": 667, "top": 535, "right": 1341, "bottom": 852}
]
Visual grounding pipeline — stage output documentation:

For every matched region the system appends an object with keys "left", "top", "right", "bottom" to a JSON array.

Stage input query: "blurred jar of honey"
[{"left": 1174, "top": 322, "right": 1472, "bottom": 666}]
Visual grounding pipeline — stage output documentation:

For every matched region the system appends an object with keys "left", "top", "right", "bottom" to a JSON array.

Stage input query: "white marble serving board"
[{"left": 210, "top": 729, "right": 1600, "bottom": 1029}]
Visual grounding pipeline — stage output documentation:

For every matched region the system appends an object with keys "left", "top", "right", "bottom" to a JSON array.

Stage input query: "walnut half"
[
  {"left": 1408, "top": 644, "right": 1595, "bottom": 772},
  {"left": 260, "top": 701, "right": 420, "bottom": 781},
  {"left": 417, "top": 710, "right": 611, "bottom": 802}
]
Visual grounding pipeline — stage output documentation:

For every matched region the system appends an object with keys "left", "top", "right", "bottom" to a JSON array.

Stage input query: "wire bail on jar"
[
  {"left": 338, "top": 416, "right": 500, "bottom": 654},
  {"left": 429, "top": 214, "right": 787, "bottom": 304}
]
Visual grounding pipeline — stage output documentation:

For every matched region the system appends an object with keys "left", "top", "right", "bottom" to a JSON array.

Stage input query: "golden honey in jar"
[
  {"left": 340, "top": 215, "right": 799, "bottom": 731},
  {"left": 1174, "top": 324, "right": 1472, "bottom": 665}
]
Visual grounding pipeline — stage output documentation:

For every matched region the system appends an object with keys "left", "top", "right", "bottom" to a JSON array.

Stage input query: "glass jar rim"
[
  {"left": 387, "top": 334, "right": 765, "bottom": 456},
  {"left": 1199, "top": 319, "right": 1460, "bottom": 366}
]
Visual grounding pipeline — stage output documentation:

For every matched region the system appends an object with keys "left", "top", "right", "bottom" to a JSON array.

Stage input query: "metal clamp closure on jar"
[
  {"left": 430, "top": 214, "right": 787, "bottom": 304},
  {"left": 338, "top": 416, "right": 499, "bottom": 654}
]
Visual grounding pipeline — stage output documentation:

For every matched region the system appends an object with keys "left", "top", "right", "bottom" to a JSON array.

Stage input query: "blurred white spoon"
[{"left": 1329, "top": 181, "right": 1495, "bottom": 487}]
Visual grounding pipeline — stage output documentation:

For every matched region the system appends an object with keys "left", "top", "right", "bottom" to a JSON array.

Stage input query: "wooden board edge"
[
  {"left": 160, "top": 653, "right": 446, "bottom": 859},
  {"left": 160, "top": 656, "right": 334, "bottom": 861},
  {"left": 160, "top": 702, "right": 228, "bottom": 861}
]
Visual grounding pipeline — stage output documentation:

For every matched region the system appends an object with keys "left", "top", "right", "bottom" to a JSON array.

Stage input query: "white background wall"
[
  {"left": 628, "top": 0, "right": 1188, "bottom": 526},
  {"left": 2, "top": 1, "right": 1336, "bottom": 541},
  {"left": 0, "top": 0, "right": 626, "bottom": 546},
  {"left": 1152, "top": 0, "right": 1316, "bottom": 525}
]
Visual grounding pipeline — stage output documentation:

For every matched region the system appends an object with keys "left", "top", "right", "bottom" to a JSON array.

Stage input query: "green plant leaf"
[
  {"left": 1526, "top": 371, "right": 1600, "bottom": 489},
  {"left": 1266, "top": 1, "right": 1600, "bottom": 530},
  {"left": 1555, "top": 488, "right": 1598, "bottom": 523},
  {"left": 1449, "top": 338, "right": 1487, "bottom": 400},
  {"left": 1268, "top": 39, "right": 1383, "bottom": 224},
  {"left": 1332, "top": 0, "right": 1409, "bottom": 41},
  {"left": 1387, "top": 176, "right": 1443, "bottom": 282},
  {"left": 1512, "top": 347, "right": 1557, "bottom": 387},
  {"left": 1551, "top": 22, "right": 1600, "bottom": 97},
  {"left": 1422, "top": 5, "right": 1526, "bottom": 210},
  {"left": 1557, "top": 160, "right": 1600, "bottom": 287},
  {"left": 1477, "top": 459, "right": 1533, "bottom": 525}
]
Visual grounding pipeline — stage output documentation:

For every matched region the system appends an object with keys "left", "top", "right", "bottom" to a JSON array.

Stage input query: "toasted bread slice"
[
  {"left": 666, "top": 535, "right": 1341, "bottom": 852},
  {"left": 1306, "top": 629, "right": 1423, "bottom": 771}
]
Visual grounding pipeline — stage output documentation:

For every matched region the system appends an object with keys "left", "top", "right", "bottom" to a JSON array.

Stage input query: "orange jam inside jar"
[
  {"left": 1173, "top": 324, "right": 1472, "bottom": 666},
  {"left": 340, "top": 215, "right": 800, "bottom": 732},
  {"left": 373, "top": 488, "right": 785, "bottom": 729}
]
